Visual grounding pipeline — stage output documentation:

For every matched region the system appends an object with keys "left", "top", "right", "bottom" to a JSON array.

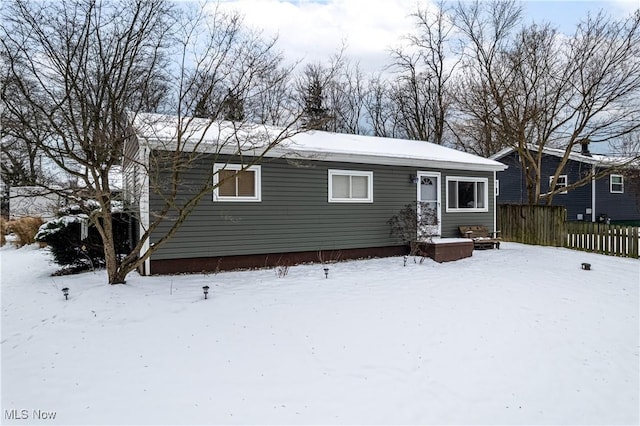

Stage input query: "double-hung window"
[
  {"left": 610, "top": 174, "right": 624, "bottom": 193},
  {"left": 328, "top": 169, "right": 373, "bottom": 203},
  {"left": 549, "top": 175, "right": 568, "bottom": 194},
  {"left": 446, "top": 177, "right": 488, "bottom": 212},
  {"left": 213, "top": 164, "right": 261, "bottom": 202}
]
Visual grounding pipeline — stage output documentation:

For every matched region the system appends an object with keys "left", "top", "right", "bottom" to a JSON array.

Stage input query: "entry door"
[{"left": 417, "top": 172, "right": 441, "bottom": 238}]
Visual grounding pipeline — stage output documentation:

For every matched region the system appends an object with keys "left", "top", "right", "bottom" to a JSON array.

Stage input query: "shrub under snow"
[
  {"left": 36, "top": 215, "right": 104, "bottom": 269},
  {"left": 36, "top": 210, "right": 133, "bottom": 272}
]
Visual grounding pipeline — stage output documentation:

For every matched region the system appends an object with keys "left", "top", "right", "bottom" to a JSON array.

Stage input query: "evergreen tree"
[
  {"left": 221, "top": 89, "right": 245, "bottom": 122},
  {"left": 300, "top": 67, "right": 330, "bottom": 130}
]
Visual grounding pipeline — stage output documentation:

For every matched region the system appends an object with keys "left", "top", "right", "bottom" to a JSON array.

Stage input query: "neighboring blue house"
[{"left": 490, "top": 145, "right": 640, "bottom": 225}]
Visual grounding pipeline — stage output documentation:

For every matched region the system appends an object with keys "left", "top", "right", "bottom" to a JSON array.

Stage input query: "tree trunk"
[
  {"left": 105, "top": 242, "right": 126, "bottom": 285},
  {"left": 108, "top": 266, "right": 128, "bottom": 285},
  {"left": 100, "top": 212, "right": 126, "bottom": 285}
]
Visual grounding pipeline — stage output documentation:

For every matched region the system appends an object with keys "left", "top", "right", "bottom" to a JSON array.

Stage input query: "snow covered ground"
[{"left": 1, "top": 242, "right": 638, "bottom": 425}]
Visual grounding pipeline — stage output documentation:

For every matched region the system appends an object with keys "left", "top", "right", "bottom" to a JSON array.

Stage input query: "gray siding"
[
  {"left": 439, "top": 170, "right": 495, "bottom": 237},
  {"left": 149, "top": 153, "right": 496, "bottom": 260}
]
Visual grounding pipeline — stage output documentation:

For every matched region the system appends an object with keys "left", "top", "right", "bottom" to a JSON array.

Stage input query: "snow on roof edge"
[
  {"left": 490, "top": 144, "right": 635, "bottom": 167},
  {"left": 130, "top": 113, "right": 507, "bottom": 172}
]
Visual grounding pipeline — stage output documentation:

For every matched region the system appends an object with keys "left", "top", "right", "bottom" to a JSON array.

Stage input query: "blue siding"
[
  {"left": 496, "top": 150, "right": 640, "bottom": 223},
  {"left": 594, "top": 172, "right": 640, "bottom": 222},
  {"left": 541, "top": 155, "right": 592, "bottom": 221},
  {"left": 495, "top": 152, "right": 527, "bottom": 203}
]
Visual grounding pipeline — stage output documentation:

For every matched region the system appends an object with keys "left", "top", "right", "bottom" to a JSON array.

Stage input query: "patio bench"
[{"left": 459, "top": 225, "right": 501, "bottom": 250}]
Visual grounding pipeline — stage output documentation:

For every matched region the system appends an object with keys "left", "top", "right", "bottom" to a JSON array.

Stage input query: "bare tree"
[
  {"left": 386, "top": 51, "right": 433, "bottom": 141},
  {"left": 0, "top": 62, "right": 49, "bottom": 187},
  {"left": 184, "top": 10, "right": 293, "bottom": 125},
  {"left": 0, "top": 137, "right": 43, "bottom": 187},
  {"left": 251, "top": 64, "right": 297, "bottom": 126},
  {"left": 1, "top": 0, "right": 303, "bottom": 284},
  {"left": 325, "top": 60, "right": 369, "bottom": 135},
  {"left": 363, "top": 74, "right": 398, "bottom": 138},
  {"left": 1, "top": 0, "right": 175, "bottom": 283},
  {"left": 449, "top": 71, "right": 503, "bottom": 157},
  {"left": 387, "top": 0, "right": 456, "bottom": 144},
  {"left": 450, "top": 0, "right": 522, "bottom": 156},
  {"left": 453, "top": 1, "right": 640, "bottom": 204}
]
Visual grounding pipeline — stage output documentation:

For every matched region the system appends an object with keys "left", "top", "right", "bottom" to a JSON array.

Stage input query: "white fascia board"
[
  {"left": 564, "top": 151, "right": 601, "bottom": 165},
  {"left": 142, "top": 136, "right": 268, "bottom": 157},
  {"left": 273, "top": 149, "right": 507, "bottom": 172},
  {"left": 492, "top": 144, "right": 606, "bottom": 166},
  {"left": 489, "top": 147, "right": 515, "bottom": 161}
]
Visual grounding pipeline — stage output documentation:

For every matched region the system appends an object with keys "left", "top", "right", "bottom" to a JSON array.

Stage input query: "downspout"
[{"left": 591, "top": 165, "right": 596, "bottom": 222}]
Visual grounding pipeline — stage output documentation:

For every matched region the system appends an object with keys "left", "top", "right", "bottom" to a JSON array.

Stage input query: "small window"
[
  {"left": 549, "top": 175, "right": 568, "bottom": 194},
  {"left": 328, "top": 169, "right": 373, "bottom": 203},
  {"left": 495, "top": 179, "right": 500, "bottom": 197},
  {"left": 610, "top": 174, "right": 624, "bottom": 193},
  {"left": 446, "top": 177, "right": 488, "bottom": 212},
  {"left": 213, "top": 164, "right": 261, "bottom": 202}
]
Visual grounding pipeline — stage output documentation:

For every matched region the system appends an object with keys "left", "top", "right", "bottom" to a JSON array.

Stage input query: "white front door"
[{"left": 417, "top": 172, "right": 441, "bottom": 239}]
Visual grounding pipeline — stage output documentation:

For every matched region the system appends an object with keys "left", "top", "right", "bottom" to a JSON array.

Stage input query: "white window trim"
[
  {"left": 328, "top": 169, "right": 373, "bottom": 203},
  {"left": 549, "top": 175, "right": 568, "bottom": 194},
  {"left": 445, "top": 176, "right": 489, "bottom": 213},
  {"left": 213, "top": 163, "right": 262, "bottom": 202},
  {"left": 610, "top": 174, "right": 624, "bottom": 193},
  {"left": 495, "top": 179, "right": 500, "bottom": 197}
]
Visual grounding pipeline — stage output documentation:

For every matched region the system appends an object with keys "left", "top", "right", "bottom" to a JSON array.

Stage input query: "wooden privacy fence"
[
  {"left": 497, "top": 204, "right": 640, "bottom": 259},
  {"left": 566, "top": 222, "right": 639, "bottom": 258},
  {"left": 497, "top": 204, "right": 567, "bottom": 247}
]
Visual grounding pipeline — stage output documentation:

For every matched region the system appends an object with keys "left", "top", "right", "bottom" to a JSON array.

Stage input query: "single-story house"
[
  {"left": 490, "top": 144, "right": 640, "bottom": 224},
  {"left": 124, "top": 114, "right": 507, "bottom": 275}
]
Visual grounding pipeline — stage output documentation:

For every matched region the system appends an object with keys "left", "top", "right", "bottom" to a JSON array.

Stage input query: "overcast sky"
[{"left": 218, "top": 0, "right": 639, "bottom": 73}]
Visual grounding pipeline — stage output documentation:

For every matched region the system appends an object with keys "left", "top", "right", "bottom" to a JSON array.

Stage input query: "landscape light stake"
[
  {"left": 62, "top": 287, "right": 69, "bottom": 300},
  {"left": 323, "top": 267, "right": 329, "bottom": 279},
  {"left": 203, "top": 285, "right": 210, "bottom": 299}
]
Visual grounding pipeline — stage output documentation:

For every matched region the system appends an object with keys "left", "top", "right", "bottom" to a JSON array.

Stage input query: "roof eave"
[{"left": 273, "top": 149, "right": 507, "bottom": 172}]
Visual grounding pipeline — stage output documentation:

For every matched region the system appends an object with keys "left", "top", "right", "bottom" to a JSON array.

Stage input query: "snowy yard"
[{"left": 1, "top": 242, "right": 638, "bottom": 425}]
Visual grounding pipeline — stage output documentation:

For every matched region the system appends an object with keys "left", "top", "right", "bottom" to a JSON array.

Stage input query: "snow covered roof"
[
  {"left": 279, "top": 131, "right": 507, "bottom": 171},
  {"left": 130, "top": 113, "right": 507, "bottom": 172},
  {"left": 490, "top": 145, "right": 635, "bottom": 167}
]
